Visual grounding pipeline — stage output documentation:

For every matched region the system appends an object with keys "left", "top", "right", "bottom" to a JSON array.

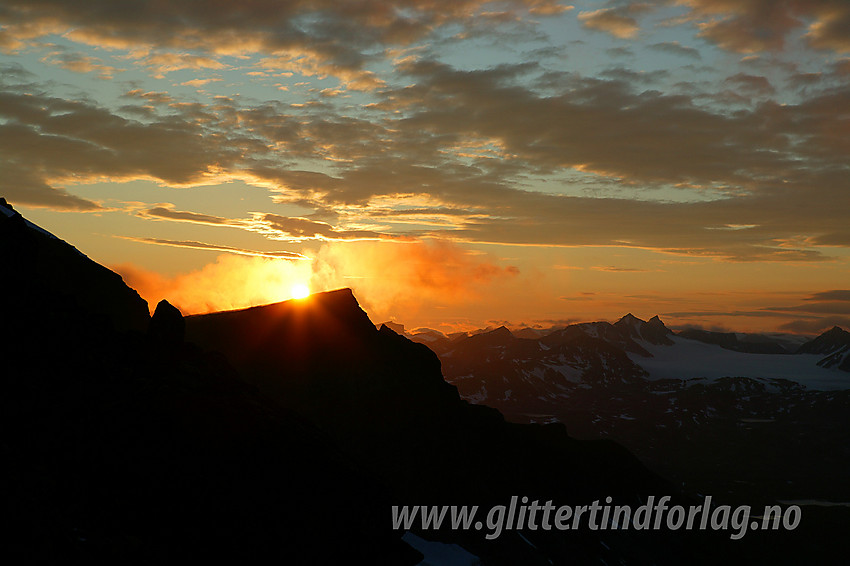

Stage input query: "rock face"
[
  {"left": 1, "top": 200, "right": 682, "bottom": 564},
  {"left": 10, "top": 200, "right": 839, "bottom": 564},
  {"left": 0, "top": 198, "right": 150, "bottom": 334},
  {"left": 185, "top": 291, "right": 691, "bottom": 565},
  {"left": 0, "top": 201, "right": 418, "bottom": 565},
  {"left": 798, "top": 326, "right": 850, "bottom": 354},
  {"left": 797, "top": 326, "right": 850, "bottom": 371},
  {"left": 614, "top": 313, "right": 675, "bottom": 346},
  {"left": 678, "top": 328, "right": 790, "bottom": 354},
  {"left": 149, "top": 299, "right": 186, "bottom": 345}
]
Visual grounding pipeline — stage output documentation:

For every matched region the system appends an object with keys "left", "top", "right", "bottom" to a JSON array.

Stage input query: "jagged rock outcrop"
[
  {"left": 614, "top": 313, "right": 675, "bottom": 346},
  {"left": 149, "top": 299, "right": 186, "bottom": 345}
]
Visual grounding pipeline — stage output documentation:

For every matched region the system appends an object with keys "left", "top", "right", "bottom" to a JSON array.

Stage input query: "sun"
[{"left": 291, "top": 283, "right": 311, "bottom": 300}]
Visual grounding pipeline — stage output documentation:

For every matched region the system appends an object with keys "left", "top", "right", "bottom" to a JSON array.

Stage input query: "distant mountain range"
[
  {"left": 398, "top": 313, "right": 850, "bottom": 393},
  {"left": 399, "top": 314, "right": 850, "bottom": 518},
  {"left": 3, "top": 198, "right": 848, "bottom": 564}
]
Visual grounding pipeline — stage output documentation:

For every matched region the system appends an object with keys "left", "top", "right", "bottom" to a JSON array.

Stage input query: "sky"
[{"left": 1, "top": 0, "right": 849, "bottom": 334}]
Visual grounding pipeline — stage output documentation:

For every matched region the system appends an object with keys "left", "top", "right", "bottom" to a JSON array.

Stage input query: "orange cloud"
[
  {"left": 578, "top": 6, "right": 648, "bottom": 39},
  {"left": 311, "top": 239, "right": 520, "bottom": 323},
  {"left": 137, "top": 52, "right": 228, "bottom": 78},
  {"left": 113, "top": 240, "right": 521, "bottom": 324},
  {"left": 681, "top": 0, "right": 850, "bottom": 54},
  {"left": 114, "top": 254, "right": 313, "bottom": 315}
]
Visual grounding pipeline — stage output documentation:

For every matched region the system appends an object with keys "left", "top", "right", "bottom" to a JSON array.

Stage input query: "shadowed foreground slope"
[
  {"left": 1, "top": 200, "right": 417, "bottom": 564},
  {"left": 185, "top": 292, "right": 706, "bottom": 564},
  {"left": 3, "top": 199, "right": 829, "bottom": 564}
]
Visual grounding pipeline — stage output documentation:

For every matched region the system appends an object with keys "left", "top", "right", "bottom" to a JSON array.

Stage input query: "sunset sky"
[{"left": 2, "top": 0, "right": 849, "bottom": 334}]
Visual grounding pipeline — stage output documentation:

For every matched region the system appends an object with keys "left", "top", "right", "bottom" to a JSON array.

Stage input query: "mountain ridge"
[
  {"left": 0, "top": 201, "right": 690, "bottom": 563},
  {"left": 1, "top": 204, "right": 418, "bottom": 564},
  {"left": 0, "top": 197, "right": 150, "bottom": 334},
  {"left": 4, "top": 199, "right": 846, "bottom": 564}
]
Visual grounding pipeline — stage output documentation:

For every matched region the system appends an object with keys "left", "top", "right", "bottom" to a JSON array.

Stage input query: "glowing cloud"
[{"left": 115, "top": 254, "right": 314, "bottom": 314}]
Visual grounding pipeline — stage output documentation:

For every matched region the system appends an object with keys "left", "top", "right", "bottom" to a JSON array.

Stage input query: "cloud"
[
  {"left": 591, "top": 265, "right": 651, "bottom": 272},
  {"left": 121, "top": 237, "right": 309, "bottom": 260},
  {"left": 137, "top": 52, "right": 227, "bottom": 78},
  {"left": 606, "top": 46, "right": 634, "bottom": 58},
  {"left": 4, "top": 36, "right": 850, "bottom": 262},
  {"left": 528, "top": 2, "right": 574, "bottom": 16},
  {"left": 767, "top": 302, "right": 850, "bottom": 316},
  {"left": 311, "top": 239, "right": 521, "bottom": 322},
  {"left": 137, "top": 205, "right": 387, "bottom": 242},
  {"left": 678, "top": 0, "right": 850, "bottom": 54},
  {"left": 599, "top": 67, "right": 669, "bottom": 83},
  {"left": 303, "top": 58, "right": 845, "bottom": 261},
  {"left": 180, "top": 78, "right": 222, "bottom": 87},
  {"left": 779, "top": 317, "right": 850, "bottom": 334},
  {"left": 0, "top": 0, "right": 571, "bottom": 87},
  {"left": 577, "top": 6, "right": 648, "bottom": 39},
  {"left": 662, "top": 292, "right": 850, "bottom": 334},
  {"left": 802, "top": 2, "right": 850, "bottom": 52},
  {"left": 664, "top": 310, "right": 795, "bottom": 319},
  {"left": 113, "top": 239, "right": 521, "bottom": 321},
  {"left": 805, "top": 290, "right": 850, "bottom": 302},
  {"left": 388, "top": 59, "right": 784, "bottom": 187},
  {"left": 257, "top": 51, "right": 385, "bottom": 91},
  {"left": 0, "top": 83, "right": 247, "bottom": 209},
  {"left": 786, "top": 72, "right": 823, "bottom": 91},
  {"left": 648, "top": 41, "right": 702, "bottom": 59},
  {"left": 114, "top": 254, "right": 313, "bottom": 314},
  {"left": 723, "top": 72, "right": 775, "bottom": 95},
  {"left": 0, "top": 166, "right": 101, "bottom": 211},
  {"left": 39, "top": 44, "right": 121, "bottom": 78},
  {"left": 139, "top": 206, "right": 239, "bottom": 226},
  {"left": 251, "top": 213, "right": 384, "bottom": 242},
  {"left": 690, "top": 0, "right": 801, "bottom": 53}
]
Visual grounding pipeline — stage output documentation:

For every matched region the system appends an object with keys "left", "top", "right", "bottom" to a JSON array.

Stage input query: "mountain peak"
[
  {"left": 488, "top": 325, "right": 514, "bottom": 339},
  {"left": 614, "top": 313, "right": 646, "bottom": 331},
  {"left": 613, "top": 312, "right": 673, "bottom": 346},
  {"left": 458, "top": 325, "right": 514, "bottom": 347},
  {"left": 815, "top": 325, "right": 849, "bottom": 341},
  {"left": 1, "top": 199, "right": 150, "bottom": 333},
  {"left": 218, "top": 287, "right": 363, "bottom": 318},
  {"left": 797, "top": 325, "right": 850, "bottom": 358},
  {"left": 149, "top": 299, "right": 185, "bottom": 345}
]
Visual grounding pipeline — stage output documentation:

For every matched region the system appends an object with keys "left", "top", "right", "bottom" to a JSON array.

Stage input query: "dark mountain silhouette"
[
  {"left": 2, "top": 200, "right": 687, "bottom": 564},
  {"left": 538, "top": 315, "right": 673, "bottom": 359},
  {"left": 458, "top": 324, "right": 515, "bottom": 347},
  {"left": 678, "top": 328, "right": 790, "bottom": 354},
  {"left": 413, "top": 316, "right": 850, "bottom": 564},
  {"left": 5, "top": 199, "right": 846, "bottom": 564},
  {"left": 798, "top": 326, "right": 850, "bottom": 371},
  {"left": 148, "top": 298, "right": 186, "bottom": 345},
  {"left": 0, "top": 201, "right": 419, "bottom": 564},
  {"left": 614, "top": 313, "right": 675, "bottom": 346},
  {"left": 513, "top": 326, "right": 547, "bottom": 339},
  {"left": 0, "top": 198, "right": 150, "bottom": 333},
  {"left": 184, "top": 294, "right": 694, "bottom": 564}
]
